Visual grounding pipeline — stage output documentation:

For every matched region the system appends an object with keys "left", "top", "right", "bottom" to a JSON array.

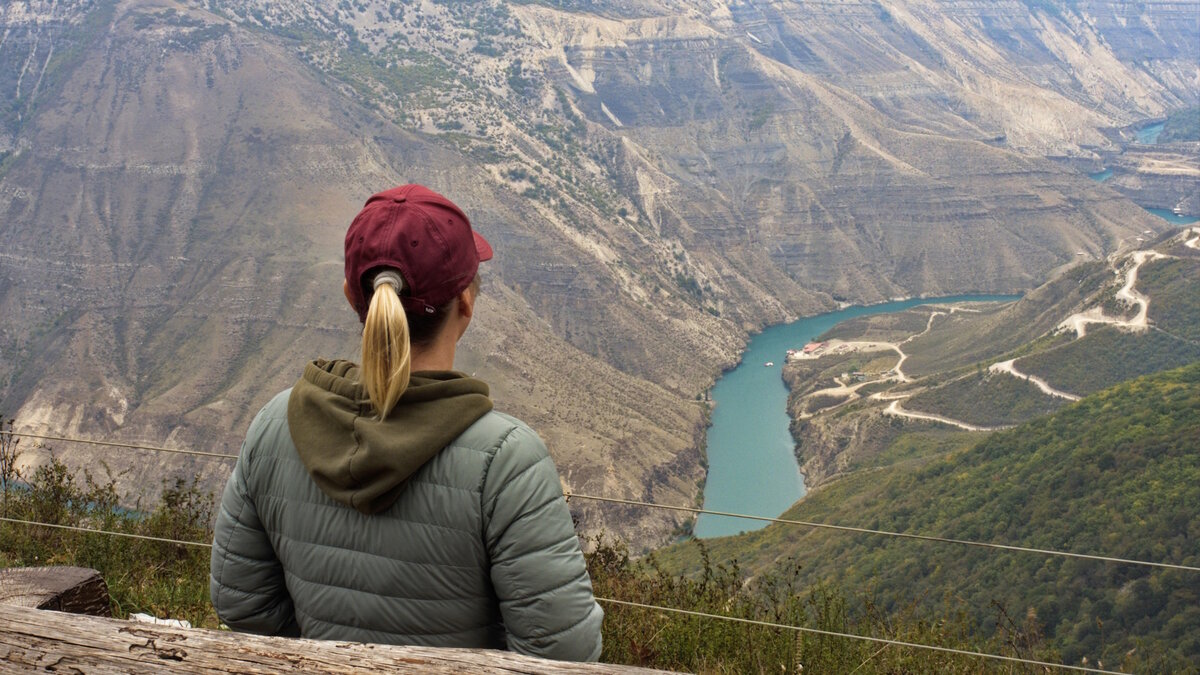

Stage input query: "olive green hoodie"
[{"left": 285, "top": 359, "right": 493, "bottom": 514}]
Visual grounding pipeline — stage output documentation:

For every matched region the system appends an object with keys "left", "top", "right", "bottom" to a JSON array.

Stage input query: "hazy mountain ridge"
[{"left": 0, "top": 0, "right": 1195, "bottom": 545}]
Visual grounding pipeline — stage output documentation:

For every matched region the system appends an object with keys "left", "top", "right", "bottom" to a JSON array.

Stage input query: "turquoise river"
[{"left": 694, "top": 294, "right": 1020, "bottom": 539}]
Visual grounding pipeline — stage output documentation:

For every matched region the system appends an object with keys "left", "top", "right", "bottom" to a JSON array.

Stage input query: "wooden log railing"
[
  {"left": 0, "top": 567, "right": 673, "bottom": 674},
  {"left": 0, "top": 566, "right": 111, "bottom": 616}
]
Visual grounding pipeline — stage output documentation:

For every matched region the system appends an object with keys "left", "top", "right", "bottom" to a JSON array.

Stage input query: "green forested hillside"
[
  {"left": 898, "top": 262, "right": 1111, "bottom": 378},
  {"left": 904, "top": 370, "right": 1067, "bottom": 427},
  {"left": 1016, "top": 325, "right": 1200, "bottom": 396},
  {"left": 1140, "top": 257, "right": 1200, "bottom": 342},
  {"left": 663, "top": 362, "right": 1200, "bottom": 672}
]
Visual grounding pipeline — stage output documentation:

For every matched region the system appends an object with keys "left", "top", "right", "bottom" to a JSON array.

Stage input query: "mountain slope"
[
  {"left": 0, "top": 0, "right": 721, "bottom": 545},
  {"left": 0, "top": 0, "right": 1196, "bottom": 544},
  {"left": 783, "top": 226, "right": 1200, "bottom": 484},
  {"left": 661, "top": 361, "right": 1200, "bottom": 670}
]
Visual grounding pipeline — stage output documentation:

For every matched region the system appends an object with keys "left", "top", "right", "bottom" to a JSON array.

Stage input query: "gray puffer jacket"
[{"left": 210, "top": 360, "right": 603, "bottom": 661}]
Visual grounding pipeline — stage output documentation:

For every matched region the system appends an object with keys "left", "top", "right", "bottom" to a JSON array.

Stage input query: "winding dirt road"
[
  {"left": 1058, "top": 250, "right": 1165, "bottom": 338},
  {"left": 796, "top": 308, "right": 971, "bottom": 419},
  {"left": 796, "top": 247, "right": 1185, "bottom": 430},
  {"left": 883, "top": 400, "right": 1011, "bottom": 432},
  {"left": 873, "top": 234, "right": 1191, "bottom": 429},
  {"left": 988, "top": 359, "right": 1080, "bottom": 401}
]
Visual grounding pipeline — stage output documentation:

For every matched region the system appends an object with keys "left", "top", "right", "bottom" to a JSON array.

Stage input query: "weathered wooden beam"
[
  {"left": 0, "top": 604, "right": 674, "bottom": 674},
  {"left": 0, "top": 566, "right": 110, "bottom": 616}
]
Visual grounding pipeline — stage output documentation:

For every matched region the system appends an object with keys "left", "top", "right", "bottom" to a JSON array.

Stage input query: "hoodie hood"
[{"left": 286, "top": 359, "right": 493, "bottom": 514}]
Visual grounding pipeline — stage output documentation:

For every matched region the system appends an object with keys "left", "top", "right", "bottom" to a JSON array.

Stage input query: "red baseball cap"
[{"left": 344, "top": 184, "right": 493, "bottom": 322}]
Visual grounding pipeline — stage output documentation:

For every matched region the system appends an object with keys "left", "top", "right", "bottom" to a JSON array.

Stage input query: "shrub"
[
  {"left": 0, "top": 452, "right": 216, "bottom": 627},
  {"left": 586, "top": 536, "right": 1055, "bottom": 673}
]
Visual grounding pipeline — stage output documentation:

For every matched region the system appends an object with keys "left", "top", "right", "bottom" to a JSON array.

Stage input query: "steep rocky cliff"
[
  {"left": 1, "top": 0, "right": 1195, "bottom": 545},
  {"left": 1103, "top": 142, "right": 1200, "bottom": 215}
]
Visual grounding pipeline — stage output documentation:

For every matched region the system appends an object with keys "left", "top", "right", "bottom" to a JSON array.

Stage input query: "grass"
[
  {"left": 1139, "top": 257, "right": 1200, "bottom": 342},
  {"left": 804, "top": 393, "right": 847, "bottom": 414},
  {"left": 589, "top": 535, "right": 1058, "bottom": 673},
  {"left": 0, "top": 448, "right": 217, "bottom": 627},
  {"left": 899, "top": 265, "right": 1107, "bottom": 378},
  {"left": 819, "top": 308, "right": 937, "bottom": 343},
  {"left": 904, "top": 370, "right": 1066, "bottom": 427},
  {"left": 1015, "top": 325, "right": 1200, "bottom": 396}
]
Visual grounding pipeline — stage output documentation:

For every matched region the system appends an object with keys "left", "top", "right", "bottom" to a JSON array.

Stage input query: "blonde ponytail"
[{"left": 361, "top": 275, "right": 411, "bottom": 418}]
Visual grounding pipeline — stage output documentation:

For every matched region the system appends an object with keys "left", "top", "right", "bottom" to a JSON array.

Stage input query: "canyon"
[{"left": 0, "top": 0, "right": 1196, "bottom": 546}]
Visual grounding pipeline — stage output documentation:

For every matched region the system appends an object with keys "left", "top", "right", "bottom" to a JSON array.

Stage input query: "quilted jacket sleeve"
[
  {"left": 209, "top": 410, "right": 301, "bottom": 637},
  {"left": 482, "top": 423, "right": 604, "bottom": 661}
]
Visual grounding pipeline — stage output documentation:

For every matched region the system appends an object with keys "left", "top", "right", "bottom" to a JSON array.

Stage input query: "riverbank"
[{"left": 694, "top": 295, "right": 1018, "bottom": 539}]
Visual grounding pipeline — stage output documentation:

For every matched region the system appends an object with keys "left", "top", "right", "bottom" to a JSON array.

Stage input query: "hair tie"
[{"left": 373, "top": 270, "right": 405, "bottom": 293}]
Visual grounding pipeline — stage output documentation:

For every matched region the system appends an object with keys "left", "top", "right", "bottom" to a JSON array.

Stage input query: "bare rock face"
[
  {"left": 0, "top": 0, "right": 1195, "bottom": 546},
  {"left": 0, "top": 0, "right": 729, "bottom": 547},
  {"left": 1103, "top": 144, "right": 1200, "bottom": 216}
]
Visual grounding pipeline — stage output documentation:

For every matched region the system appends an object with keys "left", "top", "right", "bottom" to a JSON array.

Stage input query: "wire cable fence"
[
  {"left": 596, "top": 598, "right": 1129, "bottom": 675},
  {"left": 0, "top": 516, "right": 212, "bottom": 548},
  {"left": 4, "top": 428, "right": 1195, "bottom": 673},
  {"left": 3, "top": 430, "right": 1198, "bottom": 573},
  {"left": 565, "top": 493, "right": 1200, "bottom": 573},
  {"left": 0, "top": 515, "right": 1129, "bottom": 675},
  {"left": 4, "top": 431, "right": 235, "bottom": 460}
]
